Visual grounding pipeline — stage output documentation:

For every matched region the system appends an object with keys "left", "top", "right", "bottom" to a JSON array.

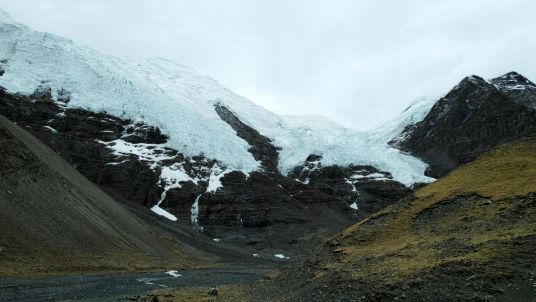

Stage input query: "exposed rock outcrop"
[
  {"left": 214, "top": 104, "right": 280, "bottom": 174},
  {"left": 289, "top": 155, "right": 411, "bottom": 219},
  {"left": 393, "top": 72, "right": 536, "bottom": 178}
]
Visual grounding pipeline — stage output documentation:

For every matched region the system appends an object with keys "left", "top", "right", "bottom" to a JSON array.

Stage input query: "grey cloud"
[{"left": 1, "top": 0, "right": 535, "bottom": 129}]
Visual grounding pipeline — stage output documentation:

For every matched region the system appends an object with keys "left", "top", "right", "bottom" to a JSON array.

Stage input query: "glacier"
[{"left": 0, "top": 10, "right": 435, "bottom": 186}]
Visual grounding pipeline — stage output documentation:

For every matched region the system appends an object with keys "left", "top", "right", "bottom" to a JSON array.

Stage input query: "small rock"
[
  {"left": 208, "top": 286, "right": 218, "bottom": 296},
  {"left": 466, "top": 274, "right": 478, "bottom": 281},
  {"left": 481, "top": 199, "right": 492, "bottom": 206}
]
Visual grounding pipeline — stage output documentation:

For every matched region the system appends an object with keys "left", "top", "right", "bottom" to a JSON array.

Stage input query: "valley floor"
[{"left": 0, "top": 266, "right": 270, "bottom": 302}]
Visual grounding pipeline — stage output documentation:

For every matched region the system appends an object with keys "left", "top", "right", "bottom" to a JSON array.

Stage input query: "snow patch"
[
  {"left": 274, "top": 253, "right": 290, "bottom": 260},
  {"left": 191, "top": 194, "right": 201, "bottom": 226},
  {"left": 207, "top": 165, "right": 230, "bottom": 193},
  {"left": 98, "top": 139, "right": 175, "bottom": 163},
  {"left": 42, "top": 125, "right": 57, "bottom": 134},
  {"left": 345, "top": 179, "right": 357, "bottom": 192},
  {"left": 150, "top": 205, "right": 177, "bottom": 221},
  {"left": 165, "top": 270, "right": 182, "bottom": 277}
]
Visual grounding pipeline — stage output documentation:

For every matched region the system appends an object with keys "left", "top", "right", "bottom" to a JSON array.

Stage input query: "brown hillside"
[{"left": 0, "top": 114, "right": 211, "bottom": 276}]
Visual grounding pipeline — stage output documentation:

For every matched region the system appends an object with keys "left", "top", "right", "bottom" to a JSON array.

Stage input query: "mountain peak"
[
  {"left": 459, "top": 75, "right": 490, "bottom": 87},
  {"left": 491, "top": 71, "right": 536, "bottom": 91},
  {"left": 446, "top": 75, "right": 494, "bottom": 99}
]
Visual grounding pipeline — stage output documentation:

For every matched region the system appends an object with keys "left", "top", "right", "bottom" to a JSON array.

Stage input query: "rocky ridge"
[{"left": 393, "top": 72, "right": 536, "bottom": 178}]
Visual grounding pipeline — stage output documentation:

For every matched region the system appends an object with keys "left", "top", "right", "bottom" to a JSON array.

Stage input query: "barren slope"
[{"left": 0, "top": 114, "right": 211, "bottom": 276}]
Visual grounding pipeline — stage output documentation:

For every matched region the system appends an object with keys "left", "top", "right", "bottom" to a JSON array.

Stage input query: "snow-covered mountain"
[{"left": 0, "top": 9, "right": 433, "bottom": 186}]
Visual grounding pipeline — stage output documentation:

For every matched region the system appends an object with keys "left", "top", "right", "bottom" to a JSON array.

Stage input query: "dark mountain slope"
[
  {"left": 240, "top": 137, "right": 536, "bottom": 301},
  {"left": 0, "top": 114, "right": 210, "bottom": 276},
  {"left": 394, "top": 72, "right": 536, "bottom": 178},
  {"left": 0, "top": 87, "right": 360, "bottom": 255}
]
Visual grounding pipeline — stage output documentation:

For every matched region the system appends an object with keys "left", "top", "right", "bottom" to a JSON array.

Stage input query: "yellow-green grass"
[
  {"left": 325, "top": 138, "right": 536, "bottom": 282},
  {"left": 148, "top": 284, "right": 251, "bottom": 302}
]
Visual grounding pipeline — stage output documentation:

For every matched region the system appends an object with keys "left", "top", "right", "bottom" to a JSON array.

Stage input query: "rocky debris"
[
  {"left": 208, "top": 286, "right": 219, "bottom": 296},
  {"left": 121, "top": 122, "right": 168, "bottom": 144},
  {"left": 481, "top": 199, "right": 493, "bottom": 206},
  {"left": 215, "top": 104, "right": 280, "bottom": 174},
  {"left": 393, "top": 72, "right": 536, "bottom": 178}
]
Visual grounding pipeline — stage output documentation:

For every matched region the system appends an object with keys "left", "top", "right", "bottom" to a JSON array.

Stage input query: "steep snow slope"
[
  {"left": 277, "top": 97, "right": 436, "bottom": 185},
  {"left": 0, "top": 14, "right": 265, "bottom": 171},
  {"left": 0, "top": 10, "right": 433, "bottom": 185}
]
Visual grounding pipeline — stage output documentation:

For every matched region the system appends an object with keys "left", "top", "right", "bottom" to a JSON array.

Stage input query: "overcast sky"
[{"left": 1, "top": 0, "right": 535, "bottom": 129}]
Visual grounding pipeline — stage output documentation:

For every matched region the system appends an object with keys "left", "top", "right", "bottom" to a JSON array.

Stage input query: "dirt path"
[{"left": 0, "top": 267, "right": 268, "bottom": 302}]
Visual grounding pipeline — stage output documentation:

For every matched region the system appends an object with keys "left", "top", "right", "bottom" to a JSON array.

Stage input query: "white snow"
[
  {"left": 212, "top": 238, "right": 221, "bottom": 242},
  {"left": 207, "top": 165, "right": 233, "bottom": 193},
  {"left": 274, "top": 253, "right": 290, "bottom": 260},
  {"left": 136, "top": 279, "right": 155, "bottom": 285},
  {"left": 165, "top": 270, "right": 182, "bottom": 277},
  {"left": 491, "top": 73, "right": 536, "bottom": 91},
  {"left": 151, "top": 163, "right": 195, "bottom": 222},
  {"left": 0, "top": 11, "right": 436, "bottom": 186},
  {"left": 150, "top": 205, "right": 177, "bottom": 221},
  {"left": 98, "top": 139, "right": 176, "bottom": 163},
  {"left": 253, "top": 253, "right": 260, "bottom": 258},
  {"left": 345, "top": 179, "right": 357, "bottom": 192},
  {"left": 350, "top": 202, "right": 358, "bottom": 210},
  {"left": 191, "top": 195, "right": 201, "bottom": 225},
  {"left": 42, "top": 125, "right": 58, "bottom": 134}
]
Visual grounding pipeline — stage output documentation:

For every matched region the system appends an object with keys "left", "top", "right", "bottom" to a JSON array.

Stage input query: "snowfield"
[{"left": 0, "top": 10, "right": 435, "bottom": 186}]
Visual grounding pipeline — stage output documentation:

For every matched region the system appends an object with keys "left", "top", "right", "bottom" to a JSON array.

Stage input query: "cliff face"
[
  {"left": 393, "top": 72, "right": 536, "bottom": 178},
  {"left": 0, "top": 87, "right": 364, "bottom": 254}
]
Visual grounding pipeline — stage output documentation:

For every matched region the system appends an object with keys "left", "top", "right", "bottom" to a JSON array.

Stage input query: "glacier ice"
[{"left": 0, "top": 10, "right": 436, "bottom": 186}]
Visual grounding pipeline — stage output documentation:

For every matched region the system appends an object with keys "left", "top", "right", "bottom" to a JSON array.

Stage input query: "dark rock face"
[
  {"left": 0, "top": 87, "right": 357, "bottom": 254},
  {"left": 0, "top": 88, "right": 164, "bottom": 207},
  {"left": 0, "top": 80, "right": 423, "bottom": 254},
  {"left": 491, "top": 72, "right": 536, "bottom": 108},
  {"left": 0, "top": 59, "right": 5, "bottom": 77},
  {"left": 289, "top": 155, "right": 411, "bottom": 220},
  {"left": 214, "top": 104, "right": 280, "bottom": 173},
  {"left": 393, "top": 73, "right": 536, "bottom": 178}
]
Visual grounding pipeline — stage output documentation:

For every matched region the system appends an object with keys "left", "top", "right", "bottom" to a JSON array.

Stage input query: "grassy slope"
[
  {"left": 222, "top": 137, "right": 536, "bottom": 301},
  {"left": 0, "top": 114, "right": 214, "bottom": 276},
  {"left": 330, "top": 137, "right": 536, "bottom": 282}
]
